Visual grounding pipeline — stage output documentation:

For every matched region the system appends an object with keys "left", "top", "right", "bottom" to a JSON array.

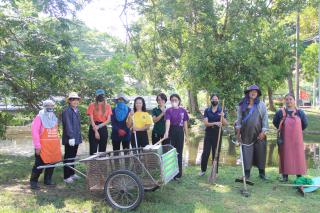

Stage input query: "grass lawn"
[{"left": 1, "top": 155, "right": 320, "bottom": 213}]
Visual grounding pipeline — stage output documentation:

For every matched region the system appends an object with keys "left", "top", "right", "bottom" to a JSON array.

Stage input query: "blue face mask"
[
  {"left": 46, "top": 108, "right": 54, "bottom": 112},
  {"left": 115, "top": 102, "right": 128, "bottom": 122}
]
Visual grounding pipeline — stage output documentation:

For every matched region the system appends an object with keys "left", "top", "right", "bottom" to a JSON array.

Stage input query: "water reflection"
[
  {"left": 184, "top": 135, "right": 320, "bottom": 169},
  {"left": 1, "top": 132, "right": 320, "bottom": 170}
]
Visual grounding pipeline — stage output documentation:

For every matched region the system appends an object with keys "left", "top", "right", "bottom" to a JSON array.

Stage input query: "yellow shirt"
[{"left": 132, "top": 111, "right": 153, "bottom": 129}]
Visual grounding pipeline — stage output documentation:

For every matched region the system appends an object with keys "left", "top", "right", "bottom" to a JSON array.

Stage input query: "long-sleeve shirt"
[
  {"left": 111, "top": 108, "right": 131, "bottom": 142},
  {"left": 62, "top": 106, "right": 82, "bottom": 145},
  {"left": 273, "top": 108, "right": 308, "bottom": 130},
  {"left": 235, "top": 101, "right": 269, "bottom": 133},
  {"left": 31, "top": 115, "right": 43, "bottom": 149}
]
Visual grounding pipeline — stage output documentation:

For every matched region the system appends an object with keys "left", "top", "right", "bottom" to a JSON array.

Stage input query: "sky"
[{"left": 77, "top": 0, "right": 138, "bottom": 41}]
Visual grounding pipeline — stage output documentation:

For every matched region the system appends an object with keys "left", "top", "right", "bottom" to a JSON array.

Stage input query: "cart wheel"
[{"left": 104, "top": 169, "right": 144, "bottom": 211}]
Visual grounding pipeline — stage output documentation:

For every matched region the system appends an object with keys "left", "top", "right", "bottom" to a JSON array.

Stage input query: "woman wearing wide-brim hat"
[
  {"left": 62, "top": 92, "right": 82, "bottom": 183},
  {"left": 110, "top": 93, "right": 132, "bottom": 151},
  {"left": 235, "top": 85, "right": 269, "bottom": 180}
]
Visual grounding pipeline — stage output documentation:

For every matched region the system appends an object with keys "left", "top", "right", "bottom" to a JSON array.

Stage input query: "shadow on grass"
[
  {"left": 1, "top": 154, "right": 320, "bottom": 212},
  {"left": 0, "top": 154, "right": 109, "bottom": 211}
]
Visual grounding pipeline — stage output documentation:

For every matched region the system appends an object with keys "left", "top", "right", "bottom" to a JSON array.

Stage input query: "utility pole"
[{"left": 295, "top": 12, "right": 300, "bottom": 106}]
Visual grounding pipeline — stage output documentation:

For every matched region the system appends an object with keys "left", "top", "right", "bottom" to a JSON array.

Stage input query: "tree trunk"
[
  {"left": 267, "top": 86, "right": 275, "bottom": 111},
  {"left": 288, "top": 70, "right": 294, "bottom": 96},
  {"left": 187, "top": 90, "right": 200, "bottom": 114},
  {"left": 295, "top": 12, "right": 300, "bottom": 106}
]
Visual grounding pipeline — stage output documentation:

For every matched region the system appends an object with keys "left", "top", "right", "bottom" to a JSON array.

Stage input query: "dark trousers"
[
  {"left": 201, "top": 127, "right": 222, "bottom": 173},
  {"left": 131, "top": 131, "right": 149, "bottom": 148},
  {"left": 152, "top": 132, "right": 169, "bottom": 145},
  {"left": 63, "top": 144, "right": 79, "bottom": 179},
  {"left": 168, "top": 125, "right": 184, "bottom": 178},
  {"left": 112, "top": 139, "right": 130, "bottom": 151},
  {"left": 30, "top": 153, "right": 54, "bottom": 183},
  {"left": 88, "top": 124, "right": 108, "bottom": 155}
]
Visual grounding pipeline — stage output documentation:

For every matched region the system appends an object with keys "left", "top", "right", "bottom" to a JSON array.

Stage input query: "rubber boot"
[
  {"left": 245, "top": 170, "right": 251, "bottom": 180},
  {"left": 280, "top": 174, "right": 288, "bottom": 182},
  {"left": 44, "top": 168, "right": 56, "bottom": 187},
  {"left": 259, "top": 169, "right": 268, "bottom": 180},
  {"left": 30, "top": 172, "right": 40, "bottom": 190}
]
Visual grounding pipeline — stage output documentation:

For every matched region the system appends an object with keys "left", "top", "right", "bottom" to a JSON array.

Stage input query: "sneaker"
[
  {"left": 71, "top": 174, "right": 81, "bottom": 180},
  {"left": 64, "top": 177, "right": 74, "bottom": 184},
  {"left": 198, "top": 171, "right": 206, "bottom": 177}
]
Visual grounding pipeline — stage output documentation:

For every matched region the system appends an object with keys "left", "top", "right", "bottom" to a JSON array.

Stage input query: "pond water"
[{"left": 1, "top": 131, "right": 320, "bottom": 170}]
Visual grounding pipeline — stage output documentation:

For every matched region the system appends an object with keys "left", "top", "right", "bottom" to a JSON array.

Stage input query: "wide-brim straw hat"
[{"left": 67, "top": 92, "right": 80, "bottom": 100}]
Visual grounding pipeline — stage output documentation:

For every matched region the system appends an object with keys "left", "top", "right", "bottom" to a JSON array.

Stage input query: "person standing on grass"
[
  {"left": 127, "top": 97, "right": 153, "bottom": 148},
  {"left": 199, "top": 94, "right": 228, "bottom": 177},
  {"left": 62, "top": 92, "right": 82, "bottom": 184},
  {"left": 152, "top": 93, "right": 169, "bottom": 145},
  {"left": 86, "top": 89, "right": 112, "bottom": 155},
  {"left": 273, "top": 93, "right": 308, "bottom": 182},
  {"left": 30, "top": 100, "right": 61, "bottom": 190},
  {"left": 235, "top": 85, "right": 269, "bottom": 180},
  {"left": 111, "top": 93, "right": 132, "bottom": 151},
  {"left": 164, "top": 94, "right": 189, "bottom": 180}
]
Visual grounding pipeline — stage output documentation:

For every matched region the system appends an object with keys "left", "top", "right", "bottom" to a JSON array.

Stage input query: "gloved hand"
[{"left": 69, "top": 138, "right": 75, "bottom": 146}]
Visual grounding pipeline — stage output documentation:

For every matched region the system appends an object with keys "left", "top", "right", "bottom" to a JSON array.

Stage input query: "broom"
[{"left": 208, "top": 99, "right": 225, "bottom": 184}]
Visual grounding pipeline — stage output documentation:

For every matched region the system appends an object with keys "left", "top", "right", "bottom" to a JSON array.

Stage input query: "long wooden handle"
[
  {"left": 153, "top": 138, "right": 165, "bottom": 146},
  {"left": 213, "top": 99, "right": 225, "bottom": 161}
]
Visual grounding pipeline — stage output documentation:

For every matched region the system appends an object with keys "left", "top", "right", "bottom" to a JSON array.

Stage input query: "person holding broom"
[
  {"left": 199, "top": 94, "right": 228, "bottom": 177},
  {"left": 235, "top": 85, "right": 269, "bottom": 180},
  {"left": 127, "top": 97, "right": 153, "bottom": 148},
  {"left": 86, "top": 89, "right": 112, "bottom": 155}
]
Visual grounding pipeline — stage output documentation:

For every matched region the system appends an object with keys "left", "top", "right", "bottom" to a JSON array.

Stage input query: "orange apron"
[{"left": 40, "top": 125, "right": 62, "bottom": 163}]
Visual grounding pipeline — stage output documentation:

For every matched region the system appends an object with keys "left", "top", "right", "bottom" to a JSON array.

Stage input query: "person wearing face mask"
[
  {"left": 235, "top": 85, "right": 269, "bottom": 180},
  {"left": 62, "top": 92, "right": 82, "bottom": 184},
  {"left": 273, "top": 93, "right": 308, "bottom": 182},
  {"left": 86, "top": 89, "right": 112, "bottom": 155},
  {"left": 152, "top": 93, "right": 169, "bottom": 145},
  {"left": 164, "top": 94, "right": 189, "bottom": 180},
  {"left": 111, "top": 93, "right": 132, "bottom": 151},
  {"left": 199, "top": 94, "right": 228, "bottom": 177},
  {"left": 30, "top": 100, "right": 62, "bottom": 190},
  {"left": 127, "top": 97, "right": 153, "bottom": 148}
]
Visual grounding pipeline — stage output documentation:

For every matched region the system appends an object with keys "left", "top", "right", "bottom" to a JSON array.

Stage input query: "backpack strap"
[{"left": 278, "top": 108, "right": 287, "bottom": 131}]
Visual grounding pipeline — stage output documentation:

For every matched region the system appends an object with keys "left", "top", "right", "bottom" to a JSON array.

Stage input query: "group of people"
[
  {"left": 29, "top": 85, "right": 308, "bottom": 190},
  {"left": 199, "top": 85, "right": 308, "bottom": 183},
  {"left": 30, "top": 90, "right": 189, "bottom": 189}
]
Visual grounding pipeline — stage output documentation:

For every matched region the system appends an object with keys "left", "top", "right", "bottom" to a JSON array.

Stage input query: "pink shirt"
[{"left": 31, "top": 115, "right": 43, "bottom": 149}]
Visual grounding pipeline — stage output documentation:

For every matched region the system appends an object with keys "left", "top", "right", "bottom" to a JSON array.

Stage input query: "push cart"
[{"left": 39, "top": 144, "right": 179, "bottom": 211}]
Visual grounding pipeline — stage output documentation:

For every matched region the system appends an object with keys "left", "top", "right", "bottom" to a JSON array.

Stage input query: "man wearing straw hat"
[{"left": 62, "top": 92, "right": 82, "bottom": 184}]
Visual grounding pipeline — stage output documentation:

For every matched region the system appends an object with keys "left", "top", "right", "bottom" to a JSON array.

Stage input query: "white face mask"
[{"left": 171, "top": 102, "right": 179, "bottom": 108}]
